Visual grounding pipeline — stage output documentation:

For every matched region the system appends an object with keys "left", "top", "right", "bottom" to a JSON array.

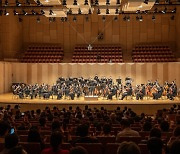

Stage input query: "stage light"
[
  {"left": 152, "top": 15, "right": 156, "bottom": 21},
  {"left": 78, "top": 8, "right": 82, "bottom": 14},
  {"left": 73, "top": 16, "right": 77, "bottom": 22},
  {"left": 4, "top": 9, "right": 9, "bottom": 16},
  {"left": 5, "top": 0, "right": 8, "bottom": 6},
  {"left": 84, "top": 0, "right": 88, "bottom": 5},
  {"left": 171, "top": 15, "right": 175, "bottom": 20},
  {"left": 106, "top": 9, "right": 109, "bottom": 15},
  {"left": 13, "top": 10, "right": 18, "bottom": 15},
  {"left": 41, "top": 10, "right": 45, "bottom": 15},
  {"left": 114, "top": 16, "right": 118, "bottom": 21},
  {"left": 102, "top": 16, "right": 106, "bottom": 22},
  {"left": 22, "top": 10, "right": 27, "bottom": 15},
  {"left": 16, "top": 0, "right": 21, "bottom": 7},
  {"left": 73, "top": 0, "right": 77, "bottom": 5},
  {"left": 115, "top": 8, "right": 119, "bottom": 14},
  {"left": 162, "top": 7, "right": 167, "bottom": 14},
  {"left": 106, "top": 0, "right": 110, "bottom": 5},
  {"left": 88, "top": 9, "right": 92, "bottom": 14},
  {"left": 172, "top": 8, "right": 176, "bottom": 13},
  {"left": 95, "top": 0, "right": 99, "bottom": 5},
  {"left": 37, "top": 17, "right": 40, "bottom": 23},
  {"left": 19, "top": 17, "right": 23, "bottom": 22},
  {"left": 49, "top": 10, "right": 54, "bottom": 15},
  {"left": 144, "top": 0, "right": 148, "bottom": 4},
  {"left": 97, "top": 8, "right": 100, "bottom": 14},
  {"left": 32, "top": 10, "right": 36, "bottom": 15},
  {"left": 116, "top": 0, "right": 120, "bottom": 5},
  {"left": 62, "top": 0, "right": 67, "bottom": 5}
]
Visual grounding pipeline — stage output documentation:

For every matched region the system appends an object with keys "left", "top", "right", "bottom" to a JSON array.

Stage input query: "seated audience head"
[
  {"left": 147, "top": 137, "right": 163, "bottom": 154},
  {"left": 120, "top": 119, "right": 130, "bottom": 129},
  {"left": 170, "top": 139, "right": 180, "bottom": 154},
  {"left": 150, "top": 128, "right": 161, "bottom": 138},
  {"left": 173, "top": 126, "right": 180, "bottom": 137},
  {"left": 0, "top": 121, "right": 10, "bottom": 137},
  {"left": 143, "top": 121, "right": 152, "bottom": 131},
  {"left": 27, "top": 127, "right": 41, "bottom": 142},
  {"left": 117, "top": 141, "right": 141, "bottom": 154},
  {"left": 8, "top": 146, "right": 27, "bottom": 154},
  {"left": 39, "top": 117, "right": 46, "bottom": 127},
  {"left": 103, "top": 123, "right": 112, "bottom": 135},
  {"left": 160, "top": 121, "right": 169, "bottom": 132},
  {"left": 70, "top": 146, "right": 88, "bottom": 154},
  {"left": 5, "top": 133, "right": 19, "bottom": 149},
  {"left": 50, "top": 131, "right": 63, "bottom": 152},
  {"left": 52, "top": 120, "right": 61, "bottom": 132},
  {"left": 76, "top": 124, "right": 89, "bottom": 137}
]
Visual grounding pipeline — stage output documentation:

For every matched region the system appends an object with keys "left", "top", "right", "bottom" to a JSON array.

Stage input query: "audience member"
[
  {"left": 0, "top": 121, "right": 10, "bottom": 143},
  {"left": 41, "top": 131, "right": 69, "bottom": 154},
  {"left": 117, "top": 141, "right": 141, "bottom": 154},
  {"left": 116, "top": 119, "right": 139, "bottom": 142},
  {"left": 170, "top": 139, "right": 180, "bottom": 154},
  {"left": 101, "top": 123, "right": 112, "bottom": 136},
  {"left": 160, "top": 121, "right": 170, "bottom": 132},
  {"left": 150, "top": 128, "right": 161, "bottom": 138},
  {"left": 143, "top": 121, "right": 152, "bottom": 131},
  {"left": 147, "top": 137, "right": 163, "bottom": 154},
  {"left": 8, "top": 146, "right": 27, "bottom": 154},
  {"left": 69, "top": 146, "right": 88, "bottom": 154}
]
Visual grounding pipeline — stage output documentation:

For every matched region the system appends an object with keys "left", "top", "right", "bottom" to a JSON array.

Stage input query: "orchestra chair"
[{"left": 75, "top": 143, "right": 103, "bottom": 154}]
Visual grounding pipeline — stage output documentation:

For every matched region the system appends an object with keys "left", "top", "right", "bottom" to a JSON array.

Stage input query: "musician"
[
  {"left": 120, "top": 85, "right": 132, "bottom": 100},
  {"left": 152, "top": 85, "right": 163, "bottom": 100},
  {"left": 167, "top": 81, "right": 177, "bottom": 100},
  {"left": 134, "top": 84, "right": 145, "bottom": 100}
]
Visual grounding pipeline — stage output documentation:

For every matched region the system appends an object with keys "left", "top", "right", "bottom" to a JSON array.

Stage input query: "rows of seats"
[
  {"left": 72, "top": 45, "right": 123, "bottom": 63},
  {"left": 132, "top": 45, "right": 176, "bottom": 62},
  {"left": 20, "top": 44, "right": 64, "bottom": 63}
]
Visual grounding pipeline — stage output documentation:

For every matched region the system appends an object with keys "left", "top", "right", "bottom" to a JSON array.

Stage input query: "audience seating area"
[
  {"left": 132, "top": 45, "right": 176, "bottom": 62},
  {"left": 20, "top": 44, "right": 64, "bottom": 63},
  {"left": 72, "top": 45, "right": 123, "bottom": 63},
  {"left": 0, "top": 104, "right": 180, "bottom": 154}
]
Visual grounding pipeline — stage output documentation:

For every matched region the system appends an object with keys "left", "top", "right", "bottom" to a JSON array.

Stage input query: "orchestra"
[{"left": 11, "top": 76, "right": 178, "bottom": 101}]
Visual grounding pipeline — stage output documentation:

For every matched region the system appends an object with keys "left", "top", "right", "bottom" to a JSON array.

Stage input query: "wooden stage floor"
[{"left": 0, "top": 93, "right": 179, "bottom": 114}]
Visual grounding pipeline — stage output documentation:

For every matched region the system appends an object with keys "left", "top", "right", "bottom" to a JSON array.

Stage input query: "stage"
[{"left": 0, "top": 93, "right": 180, "bottom": 115}]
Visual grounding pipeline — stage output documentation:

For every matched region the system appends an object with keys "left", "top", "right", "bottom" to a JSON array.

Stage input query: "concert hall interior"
[{"left": 0, "top": 1, "right": 180, "bottom": 154}]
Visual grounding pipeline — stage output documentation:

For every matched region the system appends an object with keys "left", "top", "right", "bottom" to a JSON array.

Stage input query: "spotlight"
[
  {"left": 95, "top": 0, "right": 99, "bottom": 5},
  {"left": 73, "top": 0, "right": 77, "bottom": 5},
  {"left": 116, "top": 0, "right": 120, "bottom": 5},
  {"left": 13, "top": 10, "right": 18, "bottom": 15},
  {"left": 41, "top": 10, "right": 45, "bottom": 15},
  {"left": 106, "top": 9, "right": 109, "bottom": 15},
  {"left": 31, "top": 10, "right": 36, "bottom": 15},
  {"left": 102, "top": 16, "right": 106, "bottom": 22},
  {"left": 106, "top": 0, "right": 110, "bottom": 5},
  {"left": 18, "top": 17, "right": 23, "bottom": 22},
  {"left": 152, "top": 15, "right": 156, "bottom": 21},
  {"left": 49, "top": 10, "right": 54, "bottom": 15},
  {"left": 115, "top": 8, "right": 119, "bottom": 14},
  {"left": 16, "top": 0, "right": 21, "bottom": 6},
  {"left": 73, "top": 16, "right": 77, "bottom": 22},
  {"left": 162, "top": 7, "right": 167, "bottom": 14},
  {"left": 97, "top": 8, "right": 100, "bottom": 14},
  {"left": 4, "top": 9, "right": 9, "bottom": 16},
  {"left": 22, "top": 10, "right": 27, "bottom": 15},
  {"left": 114, "top": 16, "right": 118, "bottom": 21},
  {"left": 62, "top": 0, "right": 67, "bottom": 5},
  {"left": 172, "top": 8, "right": 176, "bottom": 13},
  {"left": 78, "top": 8, "right": 82, "bottom": 14},
  {"left": 5, "top": 0, "right": 8, "bottom": 6},
  {"left": 144, "top": 0, "right": 148, "bottom": 4},
  {"left": 84, "top": 0, "right": 88, "bottom": 5},
  {"left": 37, "top": 17, "right": 40, "bottom": 23},
  {"left": 88, "top": 9, "right": 92, "bottom": 14},
  {"left": 171, "top": 15, "right": 175, "bottom": 20}
]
